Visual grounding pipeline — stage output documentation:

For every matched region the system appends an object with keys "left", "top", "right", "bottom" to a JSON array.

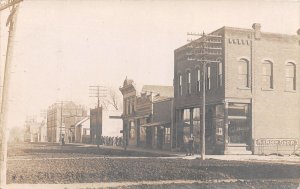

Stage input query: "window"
[
  {"left": 285, "top": 62, "right": 296, "bottom": 91},
  {"left": 129, "top": 121, "right": 135, "bottom": 139},
  {"left": 206, "top": 65, "right": 211, "bottom": 90},
  {"left": 217, "top": 62, "right": 223, "bottom": 87},
  {"left": 238, "top": 59, "right": 249, "bottom": 88},
  {"left": 178, "top": 74, "right": 182, "bottom": 96},
  {"left": 187, "top": 71, "right": 191, "bottom": 94},
  {"left": 262, "top": 61, "right": 273, "bottom": 89},
  {"left": 196, "top": 69, "right": 201, "bottom": 92},
  {"left": 165, "top": 128, "right": 171, "bottom": 143}
]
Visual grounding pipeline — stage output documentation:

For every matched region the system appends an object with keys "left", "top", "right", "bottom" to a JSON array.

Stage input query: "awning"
[{"left": 140, "top": 121, "right": 171, "bottom": 127}]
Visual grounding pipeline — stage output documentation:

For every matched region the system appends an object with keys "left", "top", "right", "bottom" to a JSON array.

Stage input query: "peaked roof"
[
  {"left": 142, "top": 85, "right": 173, "bottom": 97},
  {"left": 75, "top": 117, "right": 89, "bottom": 127}
]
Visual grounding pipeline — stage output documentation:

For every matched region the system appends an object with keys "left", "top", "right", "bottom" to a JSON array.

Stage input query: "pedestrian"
[
  {"left": 188, "top": 134, "right": 194, "bottom": 156},
  {"left": 183, "top": 135, "right": 189, "bottom": 156},
  {"left": 61, "top": 136, "right": 65, "bottom": 146}
]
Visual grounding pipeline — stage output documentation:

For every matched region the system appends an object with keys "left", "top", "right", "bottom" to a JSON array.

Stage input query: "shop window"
[
  {"left": 285, "top": 62, "right": 296, "bottom": 91},
  {"left": 183, "top": 109, "right": 190, "bottom": 124},
  {"left": 238, "top": 59, "right": 249, "bottom": 88},
  {"left": 129, "top": 121, "right": 135, "bottom": 139},
  {"left": 262, "top": 60, "right": 273, "bottom": 89},
  {"left": 165, "top": 127, "right": 171, "bottom": 143}
]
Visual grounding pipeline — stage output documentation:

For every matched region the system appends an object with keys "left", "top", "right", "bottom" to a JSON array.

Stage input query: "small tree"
[{"left": 102, "top": 87, "right": 122, "bottom": 111}]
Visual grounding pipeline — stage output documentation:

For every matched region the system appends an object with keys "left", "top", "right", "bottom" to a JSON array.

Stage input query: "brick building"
[
  {"left": 119, "top": 77, "right": 173, "bottom": 149},
  {"left": 174, "top": 23, "right": 300, "bottom": 155},
  {"left": 47, "top": 101, "right": 87, "bottom": 143}
]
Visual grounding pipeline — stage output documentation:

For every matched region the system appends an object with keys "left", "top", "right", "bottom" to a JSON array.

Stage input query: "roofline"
[{"left": 175, "top": 25, "right": 300, "bottom": 52}]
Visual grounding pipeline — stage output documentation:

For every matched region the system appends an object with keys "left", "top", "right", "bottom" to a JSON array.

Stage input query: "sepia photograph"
[{"left": 0, "top": 0, "right": 299, "bottom": 188}]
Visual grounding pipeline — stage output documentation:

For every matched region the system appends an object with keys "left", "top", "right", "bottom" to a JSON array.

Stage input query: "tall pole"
[
  {"left": 201, "top": 62, "right": 206, "bottom": 160},
  {"left": 0, "top": 4, "right": 20, "bottom": 187},
  {"left": 96, "top": 87, "right": 99, "bottom": 149},
  {"left": 187, "top": 32, "right": 222, "bottom": 160},
  {"left": 60, "top": 101, "right": 63, "bottom": 143}
]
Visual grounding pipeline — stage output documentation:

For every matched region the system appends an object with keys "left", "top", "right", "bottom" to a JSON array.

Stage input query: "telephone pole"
[
  {"left": 0, "top": 0, "right": 23, "bottom": 187},
  {"left": 187, "top": 32, "right": 223, "bottom": 160},
  {"left": 89, "top": 86, "right": 107, "bottom": 149}
]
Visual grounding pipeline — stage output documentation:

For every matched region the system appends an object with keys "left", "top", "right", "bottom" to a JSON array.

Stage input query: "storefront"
[
  {"left": 176, "top": 102, "right": 252, "bottom": 154},
  {"left": 141, "top": 121, "right": 171, "bottom": 150}
]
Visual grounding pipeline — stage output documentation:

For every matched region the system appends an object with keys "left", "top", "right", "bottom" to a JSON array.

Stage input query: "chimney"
[{"left": 252, "top": 23, "right": 261, "bottom": 39}]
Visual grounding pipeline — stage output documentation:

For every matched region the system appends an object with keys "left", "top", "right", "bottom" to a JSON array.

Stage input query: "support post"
[{"left": 201, "top": 62, "right": 206, "bottom": 160}]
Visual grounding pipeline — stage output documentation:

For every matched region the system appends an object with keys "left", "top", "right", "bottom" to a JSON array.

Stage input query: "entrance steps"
[{"left": 225, "top": 143, "right": 252, "bottom": 155}]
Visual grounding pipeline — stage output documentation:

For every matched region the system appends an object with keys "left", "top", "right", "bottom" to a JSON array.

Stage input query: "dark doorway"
[
  {"left": 146, "top": 127, "right": 153, "bottom": 148},
  {"left": 157, "top": 127, "right": 164, "bottom": 150}
]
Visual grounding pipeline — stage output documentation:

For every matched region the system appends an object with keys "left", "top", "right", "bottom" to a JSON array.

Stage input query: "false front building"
[
  {"left": 174, "top": 23, "right": 300, "bottom": 155},
  {"left": 119, "top": 78, "right": 174, "bottom": 150}
]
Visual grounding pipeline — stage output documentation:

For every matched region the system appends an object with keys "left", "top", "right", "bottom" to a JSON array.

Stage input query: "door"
[
  {"left": 146, "top": 127, "right": 153, "bottom": 148},
  {"left": 157, "top": 127, "right": 164, "bottom": 150}
]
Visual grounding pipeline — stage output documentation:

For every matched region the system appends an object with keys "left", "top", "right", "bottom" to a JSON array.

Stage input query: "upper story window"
[
  {"left": 206, "top": 65, "right": 211, "bottom": 90},
  {"left": 178, "top": 74, "right": 182, "bottom": 96},
  {"left": 187, "top": 71, "right": 191, "bottom": 94},
  {"left": 238, "top": 59, "right": 249, "bottom": 88},
  {"left": 127, "top": 99, "right": 131, "bottom": 114},
  {"left": 285, "top": 62, "right": 296, "bottom": 91},
  {"left": 196, "top": 68, "right": 201, "bottom": 93},
  {"left": 262, "top": 60, "right": 273, "bottom": 89},
  {"left": 217, "top": 62, "right": 223, "bottom": 88}
]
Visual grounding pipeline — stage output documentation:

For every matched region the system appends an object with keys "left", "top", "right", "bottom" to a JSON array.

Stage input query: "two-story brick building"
[{"left": 174, "top": 23, "right": 300, "bottom": 155}]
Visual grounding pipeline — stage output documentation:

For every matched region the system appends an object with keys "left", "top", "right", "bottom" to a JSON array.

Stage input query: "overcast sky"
[{"left": 1, "top": 0, "right": 299, "bottom": 128}]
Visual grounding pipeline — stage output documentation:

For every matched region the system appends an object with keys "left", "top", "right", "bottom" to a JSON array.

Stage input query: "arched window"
[
  {"left": 285, "top": 62, "right": 296, "bottom": 91},
  {"left": 238, "top": 59, "right": 249, "bottom": 88},
  {"left": 262, "top": 60, "right": 273, "bottom": 89},
  {"left": 196, "top": 68, "right": 201, "bottom": 92},
  {"left": 178, "top": 74, "right": 182, "bottom": 96},
  {"left": 187, "top": 71, "right": 191, "bottom": 94}
]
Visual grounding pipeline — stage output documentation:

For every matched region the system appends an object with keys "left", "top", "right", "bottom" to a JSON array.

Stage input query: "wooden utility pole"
[
  {"left": 187, "top": 32, "right": 223, "bottom": 160},
  {"left": 0, "top": 0, "right": 23, "bottom": 187},
  {"left": 89, "top": 86, "right": 107, "bottom": 149}
]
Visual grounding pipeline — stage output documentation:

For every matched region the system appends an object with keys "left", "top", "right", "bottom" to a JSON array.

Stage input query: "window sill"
[
  {"left": 284, "top": 90, "right": 296, "bottom": 93},
  {"left": 237, "top": 87, "right": 251, "bottom": 90},
  {"left": 261, "top": 88, "right": 274, "bottom": 91}
]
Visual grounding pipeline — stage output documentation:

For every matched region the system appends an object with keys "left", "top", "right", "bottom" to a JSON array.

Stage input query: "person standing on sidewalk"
[
  {"left": 183, "top": 135, "right": 189, "bottom": 156},
  {"left": 188, "top": 134, "right": 194, "bottom": 156}
]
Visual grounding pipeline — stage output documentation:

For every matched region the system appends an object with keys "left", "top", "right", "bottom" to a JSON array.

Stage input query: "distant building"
[
  {"left": 47, "top": 101, "right": 87, "bottom": 143},
  {"left": 173, "top": 23, "right": 300, "bottom": 155},
  {"left": 119, "top": 77, "right": 174, "bottom": 150},
  {"left": 23, "top": 117, "right": 42, "bottom": 142},
  {"left": 90, "top": 106, "right": 123, "bottom": 144},
  {"left": 90, "top": 107, "right": 102, "bottom": 144},
  {"left": 74, "top": 117, "right": 90, "bottom": 143}
]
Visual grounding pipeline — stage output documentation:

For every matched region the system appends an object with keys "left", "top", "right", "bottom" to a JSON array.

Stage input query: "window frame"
[
  {"left": 285, "top": 62, "right": 296, "bottom": 91},
  {"left": 238, "top": 59, "right": 250, "bottom": 88},
  {"left": 187, "top": 70, "right": 191, "bottom": 94},
  {"left": 262, "top": 60, "right": 273, "bottom": 89}
]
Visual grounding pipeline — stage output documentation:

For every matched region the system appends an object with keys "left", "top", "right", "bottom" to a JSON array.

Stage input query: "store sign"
[{"left": 256, "top": 138, "right": 298, "bottom": 146}]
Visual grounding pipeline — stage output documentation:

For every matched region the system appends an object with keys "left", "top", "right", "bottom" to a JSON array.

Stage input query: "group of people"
[{"left": 100, "top": 136, "right": 123, "bottom": 146}]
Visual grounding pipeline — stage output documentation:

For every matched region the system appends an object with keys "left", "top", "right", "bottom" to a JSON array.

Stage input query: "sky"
[{"left": 0, "top": 0, "right": 299, "bottom": 129}]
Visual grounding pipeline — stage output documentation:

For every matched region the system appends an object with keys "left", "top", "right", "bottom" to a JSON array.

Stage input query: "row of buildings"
[
  {"left": 24, "top": 101, "right": 122, "bottom": 144},
  {"left": 119, "top": 23, "right": 300, "bottom": 155}
]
